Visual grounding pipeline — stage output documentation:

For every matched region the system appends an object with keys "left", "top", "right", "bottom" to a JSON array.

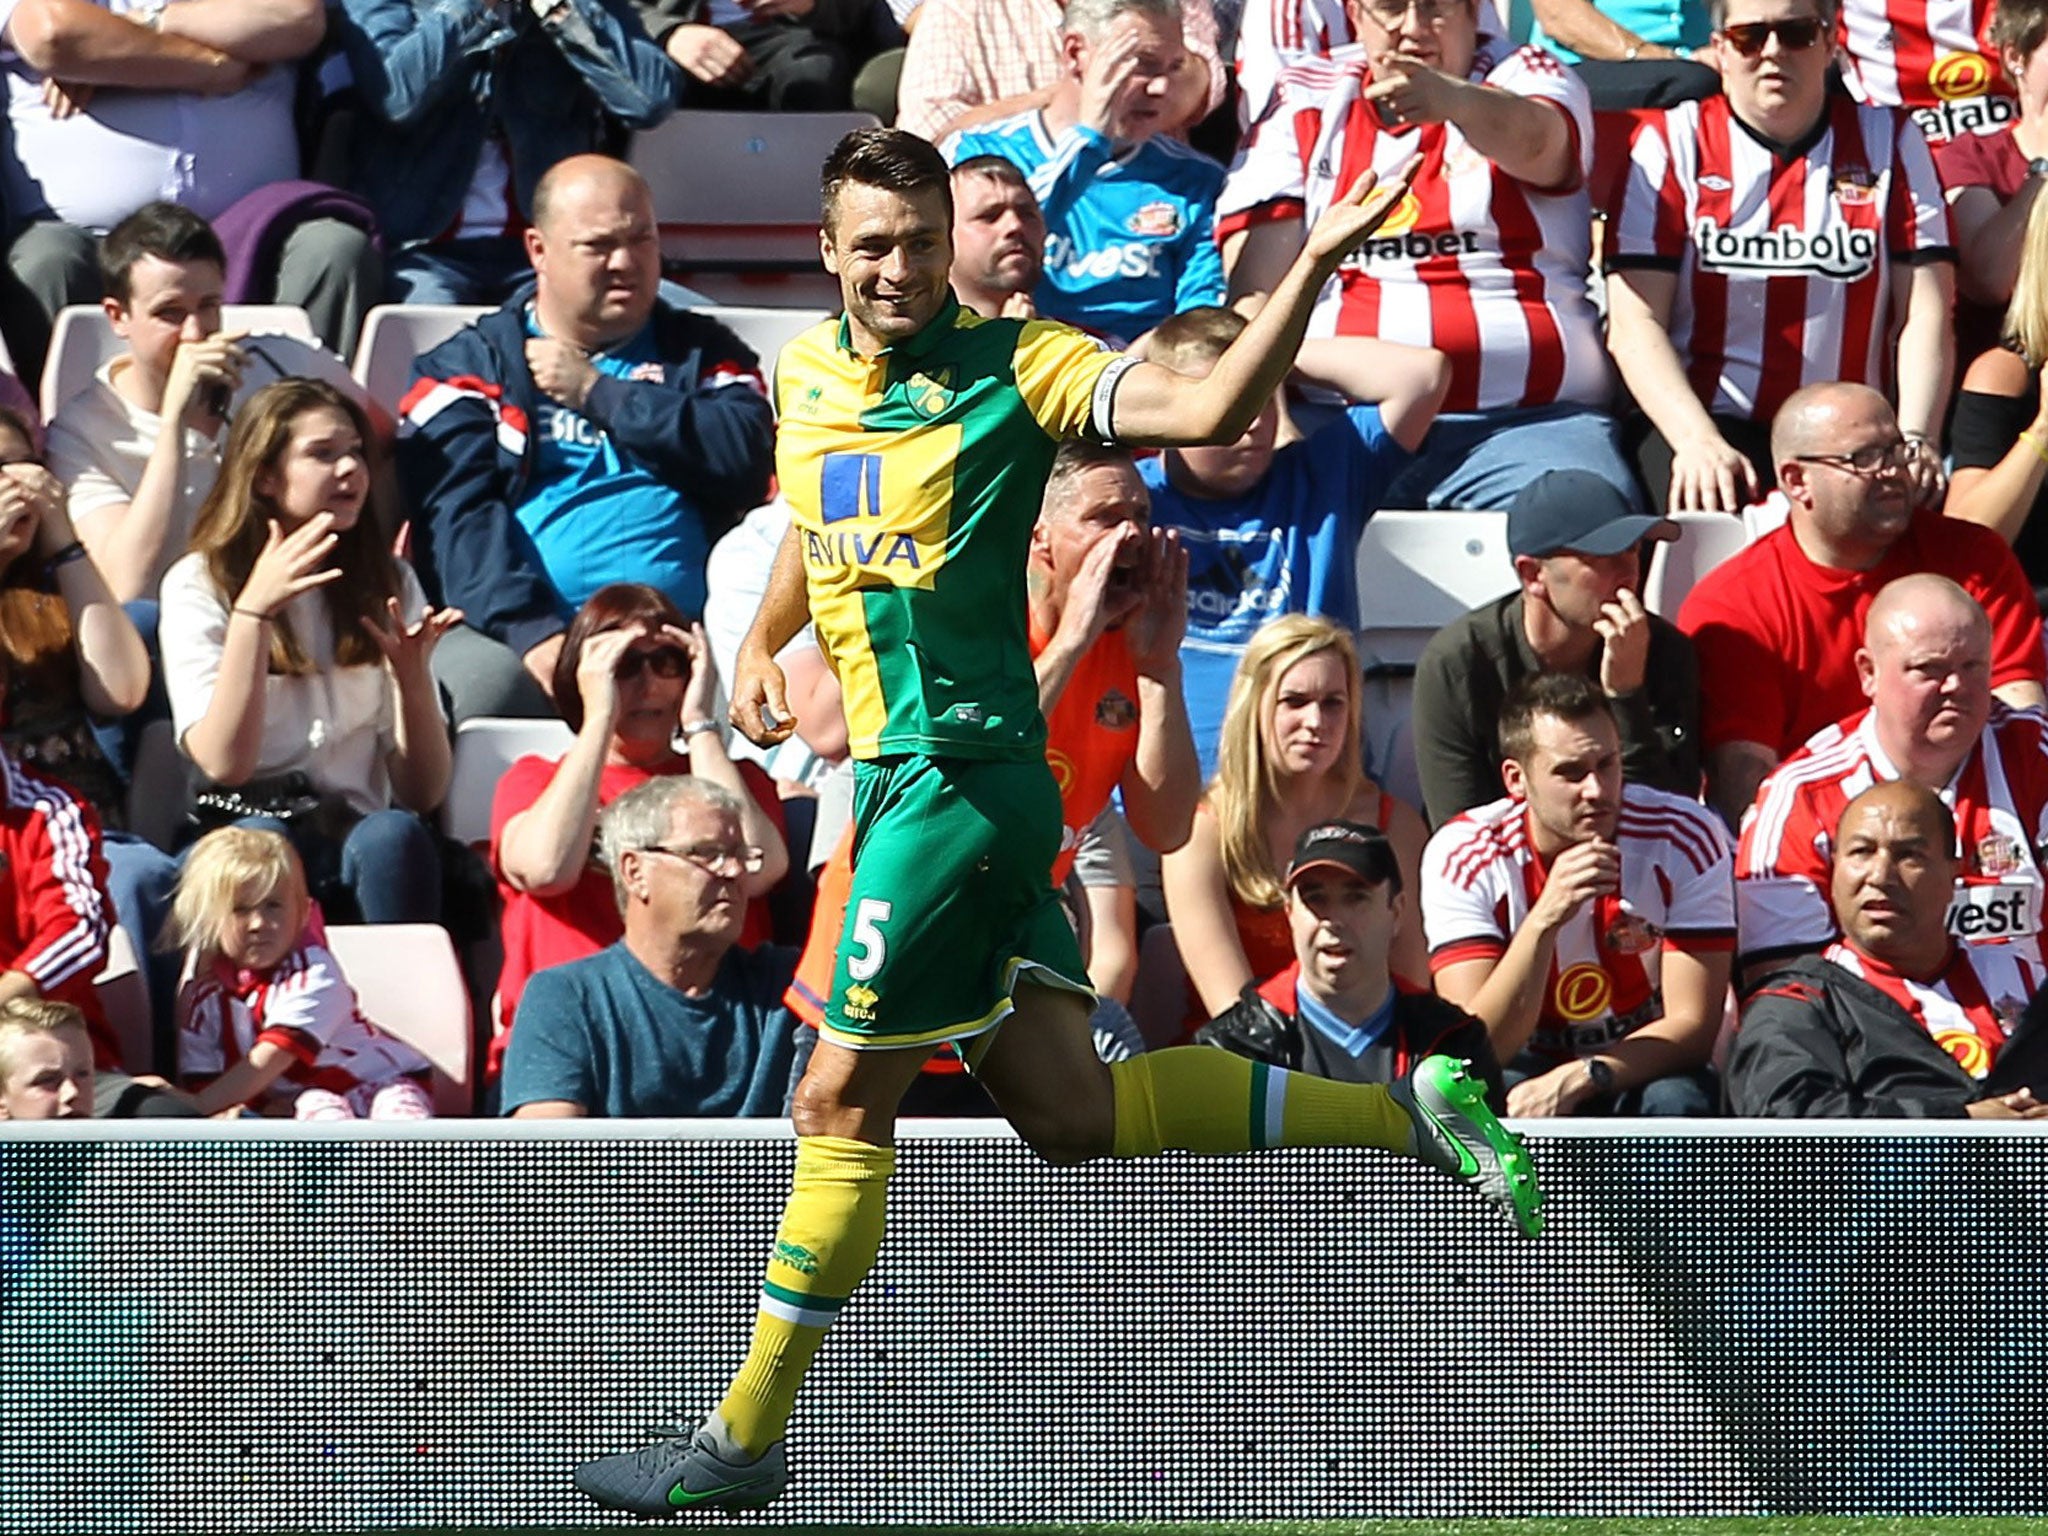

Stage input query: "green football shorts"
[{"left": 819, "top": 753, "right": 1092, "bottom": 1052}]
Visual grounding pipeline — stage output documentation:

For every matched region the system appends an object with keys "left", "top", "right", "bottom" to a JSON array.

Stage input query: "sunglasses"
[
  {"left": 1719, "top": 16, "right": 1826, "bottom": 54},
  {"left": 614, "top": 645, "right": 689, "bottom": 681}
]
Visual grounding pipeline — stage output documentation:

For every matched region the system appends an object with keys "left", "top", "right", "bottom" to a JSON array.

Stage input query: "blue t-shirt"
[
  {"left": 1139, "top": 404, "right": 1409, "bottom": 779},
  {"left": 942, "top": 113, "right": 1225, "bottom": 344},
  {"left": 501, "top": 942, "right": 802, "bottom": 1118},
  {"left": 1530, "top": 0, "right": 1707, "bottom": 61},
  {"left": 515, "top": 313, "right": 711, "bottom": 618}
]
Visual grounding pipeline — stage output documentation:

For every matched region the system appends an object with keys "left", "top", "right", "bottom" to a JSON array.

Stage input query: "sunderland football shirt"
[
  {"left": 1421, "top": 784, "right": 1736, "bottom": 1066},
  {"left": 1216, "top": 40, "right": 1609, "bottom": 413},
  {"left": 941, "top": 113, "right": 1227, "bottom": 346},
  {"left": 1836, "top": 0, "right": 2015, "bottom": 146},
  {"left": 1608, "top": 91, "right": 1954, "bottom": 426},
  {"left": 775, "top": 298, "right": 1133, "bottom": 763},
  {"left": 1737, "top": 703, "right": 2048, "bottom": 966},
  {"left": 1823, "top": 940, "right": 2040, "bottom": 1079}
]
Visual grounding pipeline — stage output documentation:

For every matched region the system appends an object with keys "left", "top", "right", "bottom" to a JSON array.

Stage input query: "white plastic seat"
[
  {"left": 1354, "top": 509, "right": 1518, "bottom": 805},
  {"left": 323, "top": 923, "right": 474, "bottom": 1116},
  {"left": 40, "top": 302, "right": 316, "bottom": 419},
  {"left": 631, "top": 110, "right": 879, "bottom": 278},
  {"left": 700, "top": 304, "right": 833, "bottom": 370},
  {"left": 1643, "top": 509, "right": 1757, "bottom": 619},
  {"left": 93, "top": 924, "right": 152, "bottom": 1078},
  {"left": 351, "top": 303, "right": 492, "bottom": 416},
  {"left": 443, "top": 716, "right": 575, "bottom": 850}
]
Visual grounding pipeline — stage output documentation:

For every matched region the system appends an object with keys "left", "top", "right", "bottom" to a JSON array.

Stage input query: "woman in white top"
[{"left": 159, "top": 378, "right": 460, "bottom": 924}]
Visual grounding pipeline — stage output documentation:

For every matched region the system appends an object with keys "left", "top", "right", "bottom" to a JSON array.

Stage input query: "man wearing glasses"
[
  {"left": 1218, "top": 0, "right": 1638, "bottom": 511},
  {"left": 1676, "top": 382, "right": 2046, "bottom": 826},
  {"left": 1606, "top": 0, "right": 1956, "bottom": 516},
  {"left": 499, "top": 776, "right": 801, "bottom": 1119}
]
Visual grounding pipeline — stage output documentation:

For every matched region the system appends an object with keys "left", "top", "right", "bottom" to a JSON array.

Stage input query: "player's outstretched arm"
[
  {"left": 729, "top": 524, "right": 811, "bottom": 747},
  {"left": 1108, "top": 157, "right": 1418, "bottom": 449}
]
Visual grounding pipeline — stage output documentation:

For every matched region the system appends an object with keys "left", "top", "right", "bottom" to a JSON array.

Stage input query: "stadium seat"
[
  {"left": 40, "top": 303, "right": 316, "bottom": 419},
  {"left": 351, "top": 303, "right": 492, "bottom": 416},
  {"left": 1644, "top": 509, "right": 1756, "bottom": 618},
  {"left": 701, "top": 305, "right": 833, "bottom": 370},
  {"left": 631, "top": 110, "right": 877, "bottom": 302},
  {"left": 324, "top": 923, "right": 474, "bottom": 1116},
  {"left": 93, "top": 924, "right": 152, "bottom": 1078},
  {"left": 1355, "top": 510, "right": 1517, "bottom": 808},
  {"left": 444, "top": 716, "right": 575, "bottom": 849}
]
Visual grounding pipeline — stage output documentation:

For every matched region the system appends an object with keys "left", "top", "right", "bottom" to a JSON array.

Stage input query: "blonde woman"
[
  {"left": 1948, "top": 188, "right": 2048, "bottom": 594},
  {"left": 1160, "top": 614, "right": 1427, "bottom": 1035}
]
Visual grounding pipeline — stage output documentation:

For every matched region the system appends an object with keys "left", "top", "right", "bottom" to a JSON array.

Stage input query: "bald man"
[
  {"left": 398, "top": 156, "right": 777, "bottom": 724},
  {"left": 1736, "top": 575, "right": 2048, "bottom": 986},
  {"left": 1730, "top": 780, "right": 2048, "bottom": 1118},
  {"left": 1677, "top": 382, "right": 2045, "bottom": 826}
]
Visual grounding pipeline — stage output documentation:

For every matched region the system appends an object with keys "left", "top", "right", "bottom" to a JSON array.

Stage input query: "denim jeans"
[
  {"left": 236, "top": 808, "right": 443, "bottom": 927},
  {"left": 1380, "top": 402, "right": 1644, "bottom": 512}
]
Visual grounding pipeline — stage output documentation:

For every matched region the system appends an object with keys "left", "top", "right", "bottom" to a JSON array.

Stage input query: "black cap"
[
  {"left": 1285, "top": 821, "right": 1402, "bottom": 892},
  {"left": 1507, "top": 469, "right": 1676, "bottom": 559}
]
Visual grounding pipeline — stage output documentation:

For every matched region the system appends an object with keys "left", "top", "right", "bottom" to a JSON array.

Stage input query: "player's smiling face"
[{"left": 824, "top": 182, "right": 956, "bottom": 356}]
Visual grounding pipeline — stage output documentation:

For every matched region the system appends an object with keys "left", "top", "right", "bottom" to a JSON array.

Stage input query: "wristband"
[
  {"left": 43, "top": 541, "right": 86, "bottom": 580},
  {"left": 231, "top": 606, "right": 273, "bottom": 622},
  {"left": 681, "top": 718, "right": 720, "bottom": 738},
  {"left": 2022, "top": 430, "right": 2048, "bottom": 470}
]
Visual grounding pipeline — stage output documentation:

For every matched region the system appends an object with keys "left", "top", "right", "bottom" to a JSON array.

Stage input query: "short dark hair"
[
  {"left": 821, "top": 127, "right": 953, "bottom": 237},
  {"left": 99, "top": 202, "right": 227, "bottom": 306},
  {"left": 1993, "top": 0, "right": 2048, "bottom": 60},
  {"left": 951, "top": 153, "right": 1033, "bottom": 196},
  {"left": 1497, "top": 671, "right": 1616, "bottom": 765}
]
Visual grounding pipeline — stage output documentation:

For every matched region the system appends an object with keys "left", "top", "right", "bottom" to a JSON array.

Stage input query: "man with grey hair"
[
  {"left": 501, "top": 776, "right": 802, "bottom": 1119},
  {"left": 936, "top": 0, "right": 1225, "bottom": 345}
]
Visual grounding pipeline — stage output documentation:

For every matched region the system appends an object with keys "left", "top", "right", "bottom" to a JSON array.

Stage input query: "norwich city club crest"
[{"left": 906, "top": 366, "right": 955, "bottom": 421}]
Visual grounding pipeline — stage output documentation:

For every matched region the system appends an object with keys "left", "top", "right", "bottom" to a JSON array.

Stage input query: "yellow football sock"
[
  {"left": 1109, "top": 1046, "right": 1415, "bottom": 1158},
  {"left": 718, "top": 1135, "right": 895, "bottom": 1455}
]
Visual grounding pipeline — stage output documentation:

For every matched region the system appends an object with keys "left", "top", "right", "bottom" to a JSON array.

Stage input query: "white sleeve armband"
[{"left": 1089, "top": 355, "right": 1140, "bottom": 442}]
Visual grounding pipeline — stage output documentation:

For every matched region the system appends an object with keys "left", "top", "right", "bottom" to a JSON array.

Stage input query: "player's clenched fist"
[{"left": 729, "top": 643, "right": 795, "bottom": 747}]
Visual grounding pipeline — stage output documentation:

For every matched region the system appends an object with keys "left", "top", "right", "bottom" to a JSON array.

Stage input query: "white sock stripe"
[
  {"left": 1261, "top": 1065, "right": 1289, "bottom": 1149},
  {"left": 759, "top": 1294, "right": 840, "bottom": 1329}
]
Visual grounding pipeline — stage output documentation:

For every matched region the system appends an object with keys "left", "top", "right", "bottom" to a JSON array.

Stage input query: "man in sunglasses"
[
  {"left": 1677, "top": 382, "right": 2045, "bottom": 825},
  {"left": 1606, "top": 0, "right": 1956, "bottom": 517},
  {"left": 501, "top": 775, "right": 802, "bottom": 1119},
  {"left": 1216, "top": 0, "right": 1641, "bottom": 511}
]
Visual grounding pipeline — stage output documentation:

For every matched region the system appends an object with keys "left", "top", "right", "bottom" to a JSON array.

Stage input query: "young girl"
[
  {"left": 158, "top": 377, "right": 459, "bottom": 925},
  {"left": 170, "top": 826, "right": 433, "bottom": 1119}
]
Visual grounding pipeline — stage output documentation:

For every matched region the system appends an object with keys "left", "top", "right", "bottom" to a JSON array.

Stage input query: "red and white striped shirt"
[
  {"left": 1216, "top": 42, "right": 1609, "bottom": 413},
  {"left": 178, "top": 934, "right": 431, "bottom": 1101},
  {"left": 1823, "top": 939, "right": 2038, "bottom": 1078},
  {"left": 1233, "top": 0, "right": 1355, "bottom": 134},
  {"left": 1608, "top": 91, "right": 1954, "bottom": 425},
  {"left": 1736, "top": 703, "right": 2048, "bottom": 965},
  {"left": 1836, "top": 0, "right": 2016, "bottom": 146},
  {"left": 1421, "top": 784, "right": 1736, "bottom": 1066}
]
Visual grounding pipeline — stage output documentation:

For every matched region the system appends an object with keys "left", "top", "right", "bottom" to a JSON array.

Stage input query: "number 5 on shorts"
[{"left": 847, "top": 898, "right": 894, "bottom": 982}]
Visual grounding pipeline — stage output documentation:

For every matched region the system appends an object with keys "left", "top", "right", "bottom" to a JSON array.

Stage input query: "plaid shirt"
[{"left": 896, "top": 0, "right": 1224, "bottom": 142}]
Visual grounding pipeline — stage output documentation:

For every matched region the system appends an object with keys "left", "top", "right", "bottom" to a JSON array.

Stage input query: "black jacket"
[
  {"left": 1197, "top": 965, "right": 1507, "bottom": 1110},
  {"left": 1728, "top": 953, "right": 2048, "bottom": 1117}
]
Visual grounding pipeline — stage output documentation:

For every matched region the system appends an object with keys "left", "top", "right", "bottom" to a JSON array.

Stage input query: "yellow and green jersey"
[{"left": 775, "top": 296, "right": 1134, "bottom": 762}]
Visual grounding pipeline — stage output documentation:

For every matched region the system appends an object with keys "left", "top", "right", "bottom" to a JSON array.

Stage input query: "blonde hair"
[
  {"left": 0, "top": 996, "right": 90, "bottom": 1081},
  {"left": 167, "top": 827, "right": 309, "bottom": 961},
  {"left": 1211, "top": 613, "right": 1367, "bottom": 910},
  {"left": 2007, "top": 190, "right": 2048, "bottom": 369}
]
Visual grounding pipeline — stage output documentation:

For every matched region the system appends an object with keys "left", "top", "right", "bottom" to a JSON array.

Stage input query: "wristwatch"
[
  {"left": 1582, "top": 1057, "right": 1617, "bottom": 1096},
  {"left": 2028, "top": 157, "right": 2048, "bottom": 179}
]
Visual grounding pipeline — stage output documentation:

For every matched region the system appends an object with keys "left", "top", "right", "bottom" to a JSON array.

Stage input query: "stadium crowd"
[{"left": 2, "top": 0, "right": 2048, "bottom": 1127}]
